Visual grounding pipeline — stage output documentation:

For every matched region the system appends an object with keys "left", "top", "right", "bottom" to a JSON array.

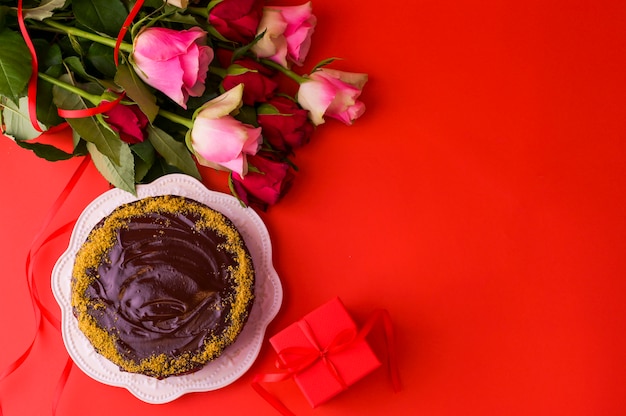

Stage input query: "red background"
[{"left": 2, "top": 0, "right": 626, "bottom": 414}]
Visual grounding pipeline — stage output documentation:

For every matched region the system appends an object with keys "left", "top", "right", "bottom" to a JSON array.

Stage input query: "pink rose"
[
  {"left": 232, "top": 154, "right": 292, "bottom": 210},
  {"left": 252, "top": 2, "right": 316, "bottom": 67},
  {"left": 104, "top": 103, "right": 149, "bottom": 144},
  {"left": 131, "top": 27, "right": 213, "bottom": 109},
  {"left": 297, "top": 68, "right": 368, "bottom": 125},
  {"left": 190, "top": 84, "right": 262, "bottom": 176},
  {"left": 222, "top": 58, "right": 278, "bottom": 105},
  {"left": 208, "top": 0, "right": 264, "bottom": 44},
  {"left": 257, "top": 96, "right": 314, "bottom": 151}
]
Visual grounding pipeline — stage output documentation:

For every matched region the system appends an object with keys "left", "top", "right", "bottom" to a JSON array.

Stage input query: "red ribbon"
[
  {"left": 252, "top": 309, "right": 402, "bottom": 415},
  {"left": 0, "top": 156, "right": 90, "bottom": 415},
  {"left": 56, "top": 92, "right": 126, "bottom": 119},
  {"left": 17, "top": 0, "right": 43, "bottom": 133},
  {"left": 16, "top": 0, "right": 128, "bottom": 133},
  {"left": 114, "top": 0, "right": 144, "bottom": 66}
]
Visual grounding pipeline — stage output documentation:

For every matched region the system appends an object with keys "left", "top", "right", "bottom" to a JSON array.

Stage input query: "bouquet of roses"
[{"left": 0, "top": 0, "right": 367, "bottom": 209}]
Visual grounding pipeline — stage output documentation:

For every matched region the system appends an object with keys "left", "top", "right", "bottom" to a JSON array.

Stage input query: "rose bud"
[
  {"left": 103, "top": 103, "right": 149, "bottom": 144},
  {"left": 208, "top": 0, "right": 264, "bottom": 44},
  {"left": 222, "top": 58, "right": 279, "bottom": 105},
  {"left": 252, "top": 2, "right": 316, "bottom": 67},
  {"left": 232, "top": 154, "right": 293, "bottom": 210},
  {"left": 190, "top": 84, "right": 262, "bottom": 176},
  {"left": 257, "top": 96, "right": 314, "bottom": 151},
  {"left": 297, "top": 68, "right": 368, "bottom": 125}
]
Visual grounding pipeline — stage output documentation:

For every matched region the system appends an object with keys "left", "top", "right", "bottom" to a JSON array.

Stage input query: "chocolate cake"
[{"left": 71, "top": 195, "right": 255, "bottom": 378}]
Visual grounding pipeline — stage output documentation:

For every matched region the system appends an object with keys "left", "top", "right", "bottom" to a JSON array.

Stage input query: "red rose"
[
  {"left": 257, "top": 96, "right": 314, "bottom": 151},
  {"left": 208, "top": 0, "right": 263, "bottom": 44},
  {"left": 232, "top": 154, "right": 293, "bottom": 210},
  {"left": 222, "top": 58, "right": 278, "bottom": 105},
  {"left": 104, "top": 103, "right": 149, "bottom": 144}
]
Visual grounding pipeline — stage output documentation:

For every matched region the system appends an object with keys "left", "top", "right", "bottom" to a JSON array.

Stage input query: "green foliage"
[
  {"left": 131, "top": 140, "right": 156, "bottom": 182},
  {"left": 52, "top": 79, "right": 124, "bottom": 165},
  {"left": 20, "top": 0, "right": 66, "bottom": 21},
  {"left": 1, "top": 0, "right": 358, "bottom": 205},
  {"left": 0, "top": 29, "right": 32, "bottom": 103},
  {"left": 15, "top": 140, "right": 75, "bottom": 162},
  {"left": 114, "top": 64, "right": 159, "bottom": 122},
  {"left": 87, "top": 141, "right": 136, "bottom": 194},
  {"left": 147, "top": 125, "right": 201, "bottom": 180},
  {"left": 1, "top": 97, "right": 43, "bottom": 140},
  {"left": 72, "top": 0, "right": 128, "bottom": 38},
  {"left": 87, "top": 43, "right": 117, "bottom": 79}
]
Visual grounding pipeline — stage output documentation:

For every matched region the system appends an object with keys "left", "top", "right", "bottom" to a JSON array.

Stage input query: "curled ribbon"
[
  {"left": 113, "top": 0, "right": 144, "bottom": 66},
  {"left": 252, "top": 309, "right": 401, "bottom": 416},
  {"left": 17, "top": 0, "right": 43, "bottom": 133},
  {"left": 16, "top": 0, "right": 129, "bottom": 134},
  {"left": 0, "top": 155, "right": 90, "bottom": 415},
  {"left": 56, "top": 92, "right": 126, "bottom": 119}
]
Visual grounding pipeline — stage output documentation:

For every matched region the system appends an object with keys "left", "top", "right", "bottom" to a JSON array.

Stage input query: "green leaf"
[
  {"left": 114, "top": 64, "right": 159, "bottom": 122},
  {"left": 87, "top": 141, "right": 136, "bottom": 194},
  {"left": 133, "top": 155, "right": 152, "bottom": 182},
  {"left": 147, "top": 125, "right": 201, "bottom": 180},
  {"left": 130, "top": 140, "right": 156, "bottom": 182},
  {"left": 0, "top": 7, "right": 9, "bottom": 31},
  {"left": 207, "top": 0, "right": 225, "bottom": 12},
  {"left": 72, "top": 0, "right": 127, "bottom": 38},
  {"left": 36, "top": 76, "right": 64, "bottom": 127},
  {"left": 1, "top": 97, "right": 45, "bottom": 140},
  {"left": 87, "top": 43, "right": 117, "bottom": 79},
  {"left": 64, "top": 56, "right": 94, "bottom": 82},
  {"left": 14, "top": 140, "right": 74, "bottom": 161},
  {"left": 0, "top": 29, "right": 32, "bottom": 103},
  {"left": 311, "top": 57, "right": 341, "bottom": 73},
  {"left": 232, "top": 30, "right": 266, "bottom": 62},
  {"left": 36, "top": 41, "right": 63, "bottom": 71},
  {"left": 131, "top": 139, "right": 156, "bottom": 164},
  {"left": 52, "top": 80, "right": 123, "bottom": 165},
  {"left": 141, "top": 157, "right": 185, "bottom": 184},
  {"left": 235, "top": 105, "right": 259, "bottom": 126},
  {"left": 257, "top": 102, "right": 280, "bottom": 115},
  {"left": 21, "top": 0, "right": 66, "bottom": 21}
]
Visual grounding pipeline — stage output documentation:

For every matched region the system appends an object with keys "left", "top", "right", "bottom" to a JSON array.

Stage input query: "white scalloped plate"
[{"left": 51, "top": 174, "right": 283, "bottom": 404}]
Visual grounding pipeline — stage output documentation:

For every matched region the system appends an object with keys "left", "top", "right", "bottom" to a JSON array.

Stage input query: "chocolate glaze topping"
[{"left": 71, "top": 196, "right": 255, "bottom": 378}]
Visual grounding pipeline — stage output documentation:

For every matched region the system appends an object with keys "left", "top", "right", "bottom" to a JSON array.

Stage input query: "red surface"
[{"left": 2, "top": 0, "right": 626, "bottom": 415}]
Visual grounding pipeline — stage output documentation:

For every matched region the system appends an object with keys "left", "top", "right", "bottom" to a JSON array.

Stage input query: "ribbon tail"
[
  {"left": 17, "top": 0, "right": 43, "bottom": 133},
  {"left": 27, "top": 220, "right": 77, "bottom": 330},
  {"left": 378, "top": 310, "right": 402, "bottom": 392},
  {"left": 114, "top": 0, "right": 144, "bottom": 66},
  {"left": 251, "top": 373, "right": 297, "bottom": 416},
  {"left": 51, "top": 356, "right": 73, "bottom": 415},
  {"left": 0, "top": 156, "right": 90, "bottom": 414},
  {"left": 359, "top": 309, "right": 402, "bottom": 392}
]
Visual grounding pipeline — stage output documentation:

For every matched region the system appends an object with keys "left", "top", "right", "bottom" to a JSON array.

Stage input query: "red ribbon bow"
[{"left": 252, "top": 309, "right": 401, "bottom": 416}]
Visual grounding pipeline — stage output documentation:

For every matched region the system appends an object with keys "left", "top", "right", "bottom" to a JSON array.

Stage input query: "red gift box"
[
  {"left": 270, "top": 297, "right": 381, "bottom": 407},
  {"left": 253, "top": 297, "right": 401, "bottom": 415}
]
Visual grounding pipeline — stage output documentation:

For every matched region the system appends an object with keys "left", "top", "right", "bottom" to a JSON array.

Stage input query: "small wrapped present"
[{"left": 253, "top": 297, "right": 401, "bottom": 414}]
